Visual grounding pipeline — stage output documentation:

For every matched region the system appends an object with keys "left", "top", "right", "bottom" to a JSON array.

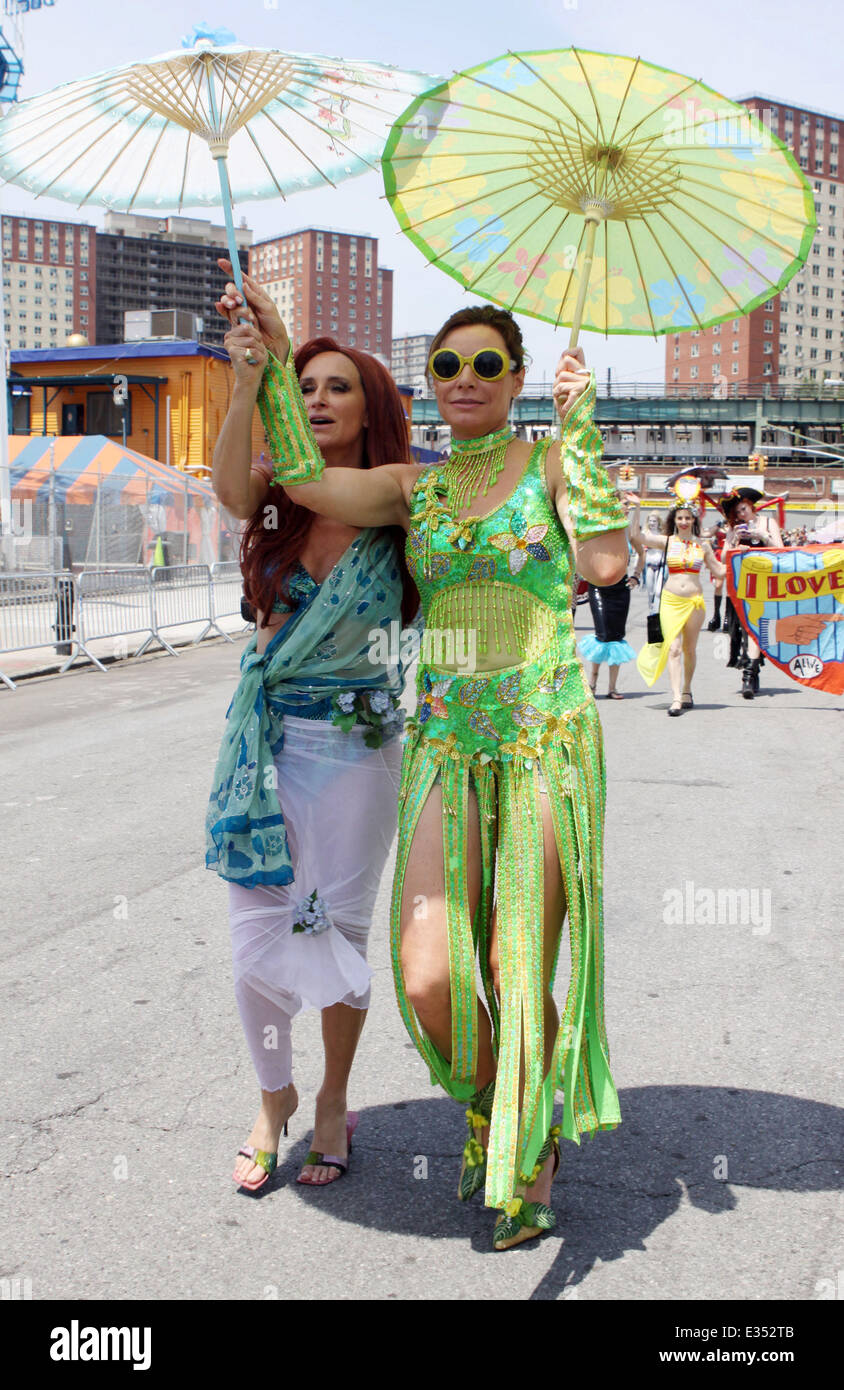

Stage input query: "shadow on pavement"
[{"left": 271, "top": 1085, "right": 842, "bottom": 1299}]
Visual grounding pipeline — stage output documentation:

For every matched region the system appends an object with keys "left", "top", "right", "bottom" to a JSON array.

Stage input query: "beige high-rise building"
[
  {"left": 2, "top": 213, "right": 96, "bottom": 351},
  {"left": 248, "top": 228, "right": 393, "bottom": 360},
  {"left": 392, "top": 333, "right": 435, "bottom": 388},
  {"left": 667, "top": 96, "right": 843, "bottom": 391}
]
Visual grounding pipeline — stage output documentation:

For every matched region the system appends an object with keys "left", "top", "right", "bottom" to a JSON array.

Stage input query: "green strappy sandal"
[
  {"left": 457, "top": 1079, "right": 495, "bottom": 1202},
  {"left": 492, "top": 1125, "right": 560, "bottom": 1251}
]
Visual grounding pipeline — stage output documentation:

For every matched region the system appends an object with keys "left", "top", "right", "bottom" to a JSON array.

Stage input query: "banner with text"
[{"left": 727, "top": 544, "right": 844, "bottom": 695}]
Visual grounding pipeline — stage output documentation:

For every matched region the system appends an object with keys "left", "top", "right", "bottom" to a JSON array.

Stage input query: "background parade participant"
[
  {"left": 721, "top": 488, "right": 784, "bottom": 698},
  {"left": 253, "top": 300, "right": 628, "bottom": 1250},
  {"left": 579, "top": 491, "right": 644, "bottom": 698},
  {"left": 208, "top": 267, "right": 416, "bottom": 1192},
  {"left": 707, "top": 515, "right": 729, "bottom": 632},
  {"left": 643, "top": 510, "right": 667, "bottom": 618},
  {"left": 634, "top": 501, "right": 726, "bottom": 714}
]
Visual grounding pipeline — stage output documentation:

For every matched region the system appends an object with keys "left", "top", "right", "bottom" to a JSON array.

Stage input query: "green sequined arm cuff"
[
  {"left": 257, "top": 346, "right": 325, "bottom": 486},
  {"left": 558, "top": 370, "right": 626, "bottom": 539}
]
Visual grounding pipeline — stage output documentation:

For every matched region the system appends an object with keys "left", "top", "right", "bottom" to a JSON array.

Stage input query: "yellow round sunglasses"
[{"left": 428, "top": 347, "right": 518, "bottom": 382}]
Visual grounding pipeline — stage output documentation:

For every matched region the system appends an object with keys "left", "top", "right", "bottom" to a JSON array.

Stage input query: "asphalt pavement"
[{"left": 0, "top": 588, "right": 840, "bottom": 1301}]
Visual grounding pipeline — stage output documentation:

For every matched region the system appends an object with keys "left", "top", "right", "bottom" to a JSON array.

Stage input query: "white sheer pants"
[{"left": 228, "top": 715, "right": 402, "bottom": 1092}]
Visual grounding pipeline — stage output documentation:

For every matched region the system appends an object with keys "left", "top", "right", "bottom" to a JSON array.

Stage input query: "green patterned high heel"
[
  {"left": 492, "top": 1125, "right": 560, "bottom": 1251},
  {"left": 457, "top": 1079, "right": 495, "bottom": 1202}
]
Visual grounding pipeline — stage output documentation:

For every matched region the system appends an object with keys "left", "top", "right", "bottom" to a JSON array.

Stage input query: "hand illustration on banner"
[{"left": 726, "top": 545, "right": 844, "bottom": 694}]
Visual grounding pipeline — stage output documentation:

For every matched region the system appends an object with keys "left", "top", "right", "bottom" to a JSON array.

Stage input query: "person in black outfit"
[
  {"left": 720, "top": 489, "right": 783, "bottom": 697},
  {"left": 578, "top": 493, "right": 643, "bottom": 698}
]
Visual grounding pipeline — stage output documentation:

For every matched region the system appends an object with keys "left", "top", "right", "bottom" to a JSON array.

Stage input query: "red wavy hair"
[{"left": 239, "top": 337, "right": 418, "bottom": 627}]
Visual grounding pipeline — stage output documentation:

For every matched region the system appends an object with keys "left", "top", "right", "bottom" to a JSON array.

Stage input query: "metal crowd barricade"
[
  {"left": 149, "top": 563, "right": 227, "bottom": 652},
  {"left": 77, "top": 566, "right": 156, "bottom": 663},
  {"left": 1, "top": 563, "right": 251, "bottom": 691},
  {"left": 210, "top": 560, "right": 248, "bottom": 639},
  {"left": 0, "top": 571, "right": 84, "bottom": 691}
]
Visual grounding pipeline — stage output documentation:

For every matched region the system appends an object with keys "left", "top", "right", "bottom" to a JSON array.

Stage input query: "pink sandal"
[
  {"left": 297, "top": 1112, "right": 359, "bottom": 1185},
  {"left": 233, "top": 1144, "right": 278, "bottom": 1193},
  {"left": 232, "top": 1117, "right": 290, "bottom": 1192}
]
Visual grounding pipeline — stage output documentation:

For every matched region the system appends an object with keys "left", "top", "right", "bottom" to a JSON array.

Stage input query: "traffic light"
[
  {"left": 747, "top": 453, "right": 766, "bottom": 471},
  {"left": 618, "top": 464, "right": 636, "bottom": 481}
]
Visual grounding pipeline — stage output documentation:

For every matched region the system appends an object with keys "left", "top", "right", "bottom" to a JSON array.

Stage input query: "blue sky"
[{"left": 2, "top": 0, "right": 841, "bottom": 384}]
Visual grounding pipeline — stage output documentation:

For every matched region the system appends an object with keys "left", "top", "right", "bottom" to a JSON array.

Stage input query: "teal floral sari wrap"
[{"left": 206, "top": 529, "right": 405, "bottom": 888}]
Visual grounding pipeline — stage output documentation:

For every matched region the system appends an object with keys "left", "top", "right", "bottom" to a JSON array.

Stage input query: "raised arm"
[
  {"left": 212, "top": 335, "right": 272, "bottom": 519},
  {"left": 622, "top": 496, "right": 645, "bottom": 557},
  {"left": 213, "top": 321, "right": 412, "bottom": 528},
  {"left": 547, "top": 354, "right": 628, "bottom": 586},
  {"left": 702, "top": 541, "right": 727, "bottom": 579},
  {"left": 636, "top": 508, "right": 667, "bottom": 549},
  {"left": 284, "top": 459, "right": 414, "bottom": 529}
]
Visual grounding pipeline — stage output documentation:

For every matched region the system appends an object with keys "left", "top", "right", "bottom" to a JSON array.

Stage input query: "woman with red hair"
[
  {"left": 217, "top": 289, "right": 629, "bottom": 1253},
  {"left": 206, "top": 266, "right": 417, "bottom": 1193}
]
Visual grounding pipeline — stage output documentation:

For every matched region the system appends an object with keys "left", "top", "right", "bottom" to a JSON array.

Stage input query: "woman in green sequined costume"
[{"left": 254, "top": 303, "right": 628, "bottom": 1248}]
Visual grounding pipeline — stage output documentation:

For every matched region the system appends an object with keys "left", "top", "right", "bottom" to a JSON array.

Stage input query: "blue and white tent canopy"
[{"left": 9, "top": 435, "right": 216, "bottom": 503}]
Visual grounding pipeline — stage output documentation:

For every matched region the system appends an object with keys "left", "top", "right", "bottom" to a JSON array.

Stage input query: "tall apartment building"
[
  {"left": 249, "top": 228, "right": 393, "bottom": 360},
  {"left": 2, "top": 213, "right": 95, "bottom": 350},
  {"left": 667, "top": 97, "right": 844, "bottom": 391},
  {"left": 392, "top": 333, "right": 435, "bottom": 387},
  {"left": 95, "top": 212, "right": 251, "bottom": 348}
]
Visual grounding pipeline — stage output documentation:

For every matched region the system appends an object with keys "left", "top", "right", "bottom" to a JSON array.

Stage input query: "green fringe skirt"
[{"left": 389, "top": 698, "right": 620, "bottom": 1209}]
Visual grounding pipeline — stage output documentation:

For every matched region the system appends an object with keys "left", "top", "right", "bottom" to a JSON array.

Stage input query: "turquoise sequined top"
[
  {"left": 271, "top": 563, "right": 317, "bottom": 616},
  {"left": 270, "top": 563, "right": 336, "bottom": 719}
]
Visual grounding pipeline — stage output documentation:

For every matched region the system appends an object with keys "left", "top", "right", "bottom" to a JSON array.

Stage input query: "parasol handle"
[
  {"left": 203, "top": 54, "right": 251, "bottom": 332},
  {"left": 211, "top": 149, "right": 247, "bottom": 305},
  {"left": 567, "top": 211, "right": 602, "bottom": 351}
]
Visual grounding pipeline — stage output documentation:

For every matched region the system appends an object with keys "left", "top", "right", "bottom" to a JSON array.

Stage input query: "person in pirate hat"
[{"left": 720, "top": 488, "right": 784, "bottom": 698}]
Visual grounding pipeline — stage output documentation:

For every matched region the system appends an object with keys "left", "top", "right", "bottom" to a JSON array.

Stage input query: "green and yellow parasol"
[{"left": 382, "top": 49, "right": 816, "bottom": 346}]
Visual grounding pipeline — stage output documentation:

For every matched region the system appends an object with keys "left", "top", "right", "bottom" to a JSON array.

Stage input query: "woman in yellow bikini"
[{"left": 634, "top": 503, "right": 726, "bottom": 715}]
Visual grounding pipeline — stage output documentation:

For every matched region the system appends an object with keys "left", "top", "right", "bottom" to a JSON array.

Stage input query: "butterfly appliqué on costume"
[
  {"left": 418, "top": 670, "right": 454, "bottom": 724},
  {"left": 489, "top": 510, "right": 551, "bottom": 575}
]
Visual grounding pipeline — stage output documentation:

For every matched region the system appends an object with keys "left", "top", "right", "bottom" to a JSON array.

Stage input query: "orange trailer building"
[{"left": 8, "top": 340, "right": 265, "bottom": 478}]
